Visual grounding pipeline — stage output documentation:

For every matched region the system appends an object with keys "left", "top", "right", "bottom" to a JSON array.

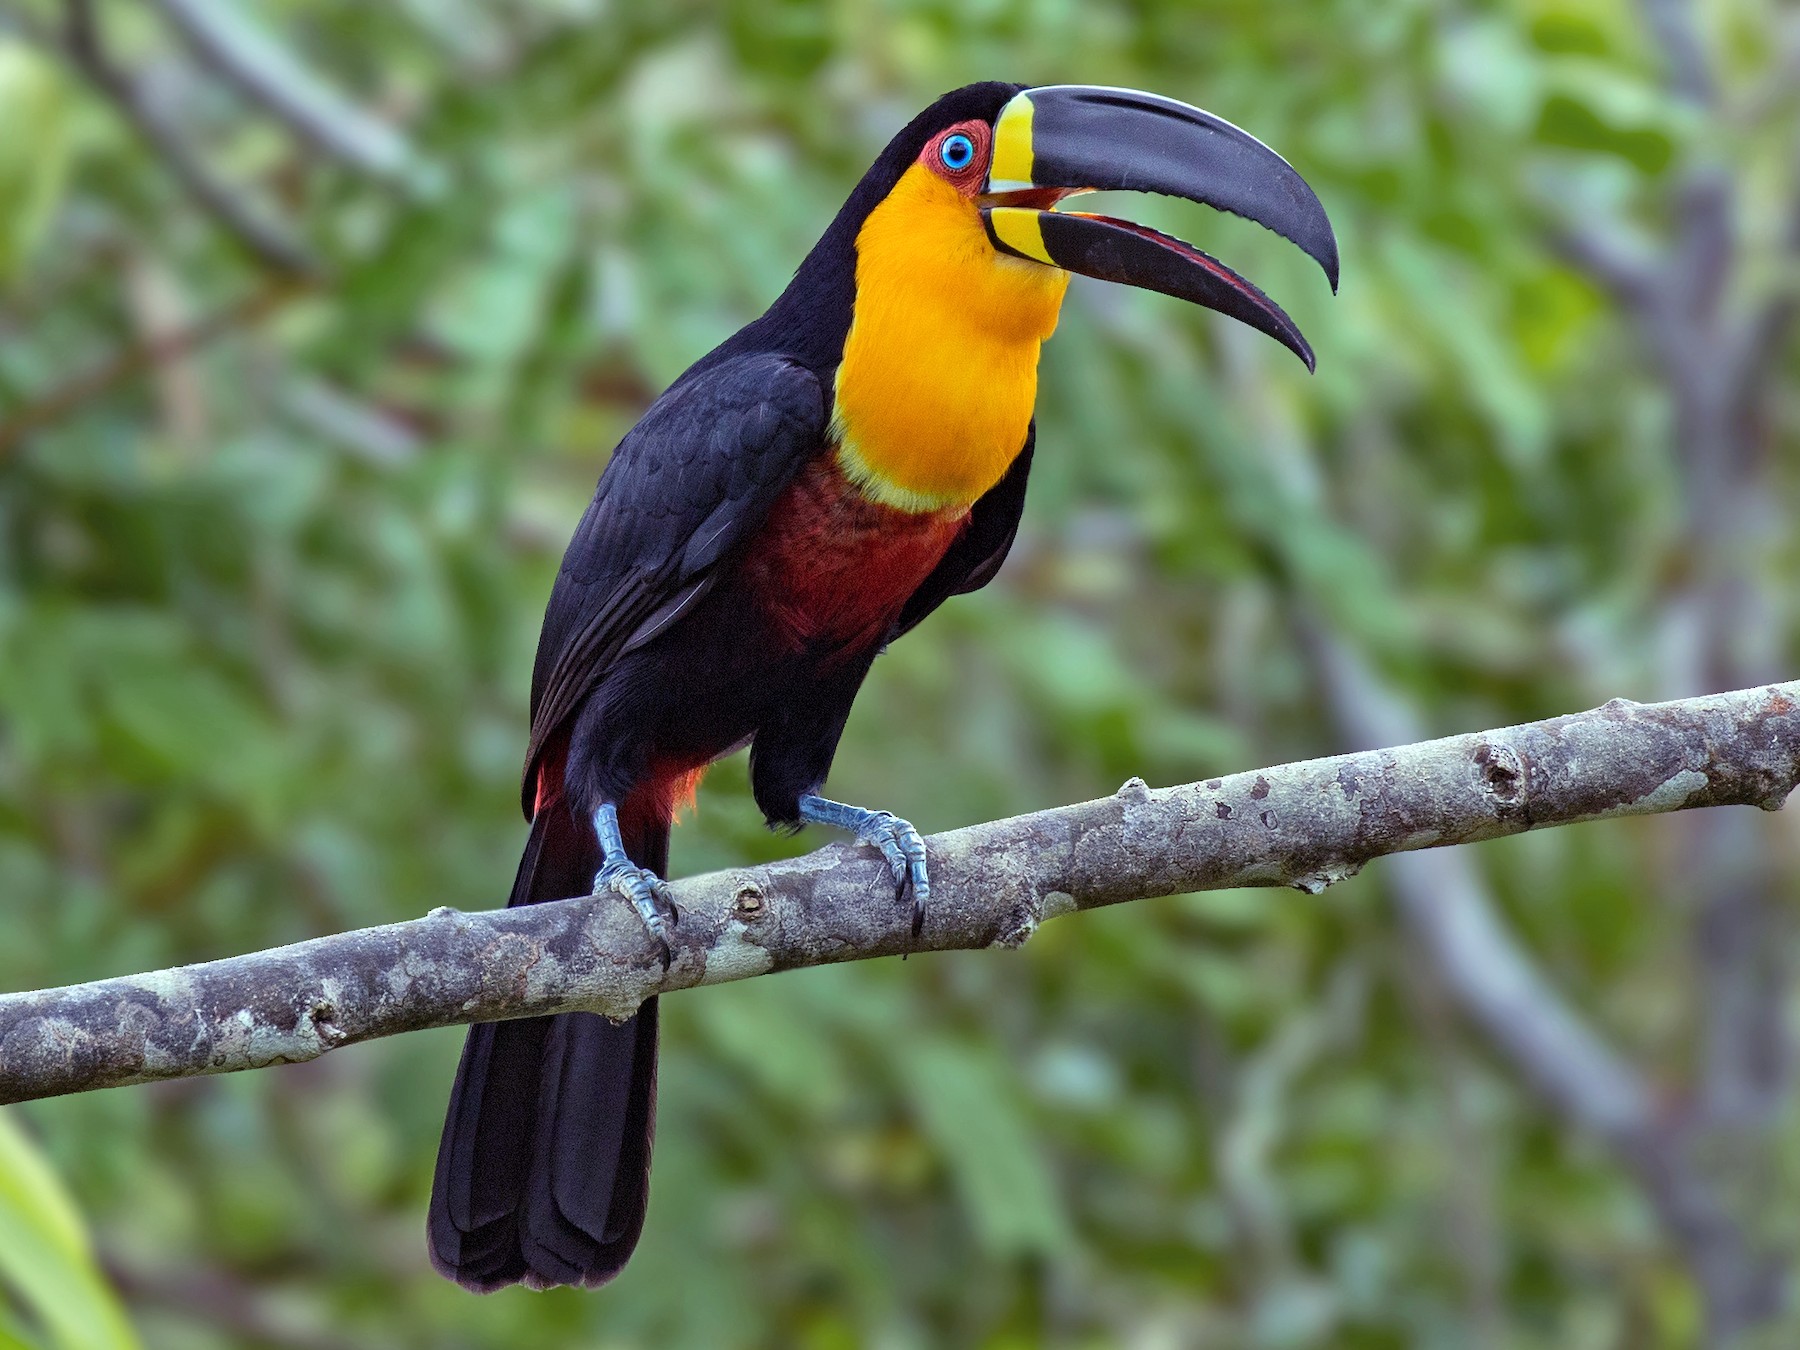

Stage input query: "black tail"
[{"left": 428, "top": 802, "right": 662, "bottom": 1291}]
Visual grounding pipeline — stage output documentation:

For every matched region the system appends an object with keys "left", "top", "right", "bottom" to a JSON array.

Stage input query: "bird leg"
[
  {"left": 797, "top": 793, "right": 930, "bottom": 936},
  {"left": 591, "top": 802, "right": 679, "bottom": 967}
]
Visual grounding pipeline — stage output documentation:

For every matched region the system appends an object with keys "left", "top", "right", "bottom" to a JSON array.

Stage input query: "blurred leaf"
[
  {"left": 99, "top": 660, "right": 276, "bottom": 796},
  {"left": 0, "top": 1112, "right": 139, "bottom": 1350},
  {"left": 0, "top": 40, "right": 71, "bottom": 284},
  {"left": 901, "top": 1038, "right": 1073, "bottom": 1259}
]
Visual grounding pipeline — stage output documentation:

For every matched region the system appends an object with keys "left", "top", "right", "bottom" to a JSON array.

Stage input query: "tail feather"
[{"left": 429, "top": 796, "right": 664, "bottom": 1291}]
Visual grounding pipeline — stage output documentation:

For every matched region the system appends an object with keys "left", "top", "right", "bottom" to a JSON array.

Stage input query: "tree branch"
[
  {"left": 1545, "top": 222, "right": 1660, "bottom": 313},
  {"left": 1638, "top": 0, "right": 1715, "bottom": 105},
  {"left": 2, "top": 681, "right": 1796, "bottom": 1105},
  {"left": 57, "top": 0, "right": 319, "bottom": 276},
  {"left": 145, "top": 0, "right": 430, "bottom": 188}
]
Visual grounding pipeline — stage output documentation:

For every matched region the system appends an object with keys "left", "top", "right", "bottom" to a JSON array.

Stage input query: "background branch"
[
  {"left": 1638, "top": 0, "right": 1716, "bottom": 105},
  {"left": 56, "top": 0, "right": 319, "bottom": 275},
  {"left": 146, "top": 0, "right": 428, "bottom": 187},
  {"left": 1561, "top": 4, "right": 1800, "bottom": 1332},
  {"left": 3, "top": 681, "right": 1795, "bottom": 1106},
  {"left": 0, "top": 277, "right": 306, "bottom": 455}
]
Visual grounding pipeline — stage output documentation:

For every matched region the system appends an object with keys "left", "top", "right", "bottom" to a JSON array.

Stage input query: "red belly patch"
[{"left": 745, "top": 454, "right": 969, "bottom": 654}]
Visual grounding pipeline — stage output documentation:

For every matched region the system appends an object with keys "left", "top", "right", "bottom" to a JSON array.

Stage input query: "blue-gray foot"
[
  {"left": 798, "top": 793, "right": 930, "bottom": 936},
  {"left": 592, "top": 802, "right": 678, "bottom": 967}
]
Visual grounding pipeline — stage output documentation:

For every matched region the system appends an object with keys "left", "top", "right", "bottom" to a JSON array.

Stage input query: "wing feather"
[{"left": 522, "top": 355, "right": 825, "bottom": 806}]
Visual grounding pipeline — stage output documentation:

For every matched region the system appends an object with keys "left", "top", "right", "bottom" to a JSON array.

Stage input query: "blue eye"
[{"left": 940, "top": 133, "right": 975, "bottom": 171}]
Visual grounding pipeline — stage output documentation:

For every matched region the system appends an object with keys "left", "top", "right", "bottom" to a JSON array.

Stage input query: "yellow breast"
[{"left": 832, "top": 164, "right": 1069, "bottom": 513}]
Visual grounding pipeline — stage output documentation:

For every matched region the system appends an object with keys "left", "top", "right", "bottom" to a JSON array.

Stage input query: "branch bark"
[{"left": 2, "top": 681, "right": 1796, "bottom": 1105}]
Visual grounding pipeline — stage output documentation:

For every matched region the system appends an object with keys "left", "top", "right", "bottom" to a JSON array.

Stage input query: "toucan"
[{"left": 429, "top": 80, "right": 1337, "bottom": 1291}]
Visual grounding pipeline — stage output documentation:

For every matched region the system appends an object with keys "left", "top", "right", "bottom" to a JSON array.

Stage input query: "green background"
[{"left": 1, "top": 0, "right": 1797, "bottom": 1346}]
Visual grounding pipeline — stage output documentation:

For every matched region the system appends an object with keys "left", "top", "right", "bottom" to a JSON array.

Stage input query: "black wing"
[
  {"left": 523, "top": 354, "right": 825, "bottom": 805},
  {"left": 887, "top": 425, "right": 1035, "bottom": 644}
]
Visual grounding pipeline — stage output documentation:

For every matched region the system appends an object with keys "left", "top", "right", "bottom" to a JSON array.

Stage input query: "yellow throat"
[{"left": 832, "top": 163, "right": 1069, "bottom": 513}]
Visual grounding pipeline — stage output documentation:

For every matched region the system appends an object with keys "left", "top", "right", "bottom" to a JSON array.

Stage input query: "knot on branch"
[
  {"left": 307, "top": 999, "right": 347, "bottom": 1047},
  {"left": 1472, "top": 741, "right": 1528, "bottom": 810},
  {"left": 1291, "top": 860, "right": 1364, "bottom": 895},
  {"left": 991, "top": 890, "right": 1077, "bottom": 949}
]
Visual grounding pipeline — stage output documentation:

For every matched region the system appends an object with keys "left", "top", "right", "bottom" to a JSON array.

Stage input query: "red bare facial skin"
[{"left": 919, "top": 119, "right": 993, "bottom": 196}]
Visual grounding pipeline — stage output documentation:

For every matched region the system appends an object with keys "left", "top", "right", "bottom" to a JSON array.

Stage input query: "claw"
[
  {"left": 798, "top": 794, "right": 931, "bottom": 939},
  {"left": 594, "top": 859, "right": 676, "bottom": 968},
  {"left": 591, "top": 802, "right": 680, "bottom": 969}
]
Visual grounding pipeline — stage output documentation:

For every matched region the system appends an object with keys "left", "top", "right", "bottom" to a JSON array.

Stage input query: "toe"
[
  {"left": 654, "top": 881, "right": 681, "bottom": 926},
  {"left": 873, "top": 834, "right": 908, "bottom": 880}
]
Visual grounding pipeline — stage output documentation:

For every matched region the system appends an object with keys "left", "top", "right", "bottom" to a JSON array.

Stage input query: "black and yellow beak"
[{"left": 980, "top": 85, "right": 1338, "bottom": 370}]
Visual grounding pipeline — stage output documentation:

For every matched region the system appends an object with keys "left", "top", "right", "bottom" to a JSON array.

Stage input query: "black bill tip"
[{"left": 984, "top": 206, "right": 1317, "bottom": 370}]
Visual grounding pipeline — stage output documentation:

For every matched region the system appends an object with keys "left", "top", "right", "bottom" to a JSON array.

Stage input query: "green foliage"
[
  {"left": 0, "top": 1112, "right": 139, "bottom": 1350},
  {"left": 0, "top": 0, "right": 1795, "bottom": 1347},
  {"left": 0, "top": 41, "right": 71, "bottom": 283}
]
